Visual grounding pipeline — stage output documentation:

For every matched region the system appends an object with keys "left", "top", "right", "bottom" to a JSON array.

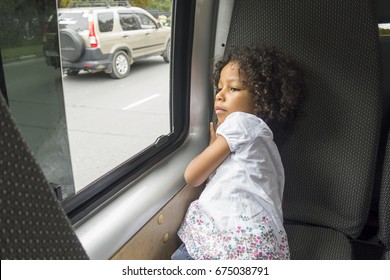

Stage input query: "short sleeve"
[{"left": 216, "top": 112, "right": 269, "bottom": 152}]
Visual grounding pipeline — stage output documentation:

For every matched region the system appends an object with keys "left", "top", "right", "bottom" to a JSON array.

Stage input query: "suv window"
[
  {"left": 58, "top": 13, "right": 88, "bottom": 31},
  {"left": 136, "top": 13, "right": 157, "bottom": 29},
  {"left": 119, "top": 13, "right": 139, "bottom": 31},
  {"left": 98, "top": 12, "right": 114, "bottom": 32}
]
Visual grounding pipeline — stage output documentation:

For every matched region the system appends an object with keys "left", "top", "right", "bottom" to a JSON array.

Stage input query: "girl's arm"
[{"left": 184, "top": 123, "right": 231, "bottom": 187}]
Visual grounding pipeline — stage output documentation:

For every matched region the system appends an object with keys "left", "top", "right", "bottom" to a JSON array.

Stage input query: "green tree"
[
  {"left": 379, "top": 28, "right": 390, "bottom": 36},
  {"left": 59, "top": 0, "right": 71, "bottom": 8},
  {"left": 58, "top": 0, "right": 171, "bottom": 11},
  {"left": 147, "top": 0, "right": 171, "bottom": 11},
  {"left": 59, "top": 0, "right": 133, "bottom": 8},
  {"left": 131, "top": 0, "right": 150, "bottom": 9}
]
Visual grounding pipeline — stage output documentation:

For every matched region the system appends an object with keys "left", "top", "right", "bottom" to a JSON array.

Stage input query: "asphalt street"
[{"left": 62, "top": 57, "right": 170, "bottom": 191}]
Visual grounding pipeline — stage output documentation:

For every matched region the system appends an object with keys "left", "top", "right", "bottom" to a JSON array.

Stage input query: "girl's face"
[{"left": 215, "top": 62, "right": 254, "bottom": 126}]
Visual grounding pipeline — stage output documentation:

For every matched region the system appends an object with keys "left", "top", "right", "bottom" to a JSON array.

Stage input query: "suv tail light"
[{"left": 88, "top": 14, "right": 98, "bottom": 48}]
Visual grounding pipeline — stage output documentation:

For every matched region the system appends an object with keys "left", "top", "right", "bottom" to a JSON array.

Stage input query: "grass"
[
  {"left": 2, "top": 44, "right": 43, "bottom": 63},
  {"left": 379, "top": 28, "right": 390, "bottom": 36}
]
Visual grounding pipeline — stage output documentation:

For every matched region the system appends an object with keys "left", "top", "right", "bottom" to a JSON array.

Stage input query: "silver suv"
[{"left": 58, "top": 3, "right": 171, "bottom": 78}]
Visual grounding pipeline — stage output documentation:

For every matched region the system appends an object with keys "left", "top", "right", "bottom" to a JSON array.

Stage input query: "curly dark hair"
[{"left": 213, "top": 45, "right": 305, "bottom": 139}]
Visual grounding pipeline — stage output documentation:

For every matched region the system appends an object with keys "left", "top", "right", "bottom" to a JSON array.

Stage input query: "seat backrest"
[
  {"left": 381, "top": 36, "right": 390, "bottom": 117},
  {"left": 0, "top": 92, "right": 88, "bottom": 260},
  {"left": 226, "top": 0, "right": 382, "bottom": 238}
]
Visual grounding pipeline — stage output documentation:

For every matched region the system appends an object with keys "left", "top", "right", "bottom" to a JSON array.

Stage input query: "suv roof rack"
[{"left": 68, "top": 1, "right": 131, "bottom": 8}]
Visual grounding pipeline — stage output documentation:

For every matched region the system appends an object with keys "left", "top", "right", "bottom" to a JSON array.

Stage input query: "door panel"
[
  {"left": 117, "top": 13, "right": 146, "bottom": 58},
  {"left": 111, "top": 185, "right": 204, "bottom": 260},
  {"left": 134, "top": 13, "right": 167, "bottom": 55}
]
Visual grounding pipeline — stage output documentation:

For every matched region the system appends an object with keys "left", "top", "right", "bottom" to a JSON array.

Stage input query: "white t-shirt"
[{"left": 178, "top": 112, "right": 290, "bottom": 259}]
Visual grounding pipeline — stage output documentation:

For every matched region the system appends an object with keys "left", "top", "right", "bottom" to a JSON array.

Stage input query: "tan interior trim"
[{"left": 111, "top": 185, "right": 204, "bottom": 260}]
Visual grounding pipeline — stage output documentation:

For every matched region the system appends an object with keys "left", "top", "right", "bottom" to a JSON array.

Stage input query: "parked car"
[{"left": 58, "top": 3, "right": 171, "bottom": 78}]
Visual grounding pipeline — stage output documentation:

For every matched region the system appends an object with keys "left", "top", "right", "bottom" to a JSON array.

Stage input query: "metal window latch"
[{"left": 50, "top": 183, "right": 63, "bottom": 201}]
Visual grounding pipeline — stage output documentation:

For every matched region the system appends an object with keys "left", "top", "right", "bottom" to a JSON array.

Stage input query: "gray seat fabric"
[
  {"left": 381, "top": 36, "right": 390, "bottom": 117},
  {"left": 378, "top": 130, "right": 390, "bottom": 259},
  {"left": 284, "top": 225, "right": 353, "bottom": 259},
  {"left": 0, "top": 93, "right": 88, "bottom": 259},
  {"left": 226, "top": 0, "right": 382, "bottom": 259}
]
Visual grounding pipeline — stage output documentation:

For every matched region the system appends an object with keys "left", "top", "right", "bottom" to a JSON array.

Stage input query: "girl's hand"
[
  {"left": 209, "top": 122, "right": 217, "bottom": 145},
  {"left": 184, "top": 122, "right": 230, "bottom": 187}
]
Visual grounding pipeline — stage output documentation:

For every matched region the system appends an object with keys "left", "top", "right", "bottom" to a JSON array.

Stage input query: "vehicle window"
[
  {"left": 136, "top": 13, "right": 157, "bottom": 29},
  {"left": 119, "top": 13, "right": 139, "bottom": 31},
  {"left": 1, "top": 0, "right": 74, "bottom": 200},
  {"left": 98, "top": 12, "right": 114, "bottom": 32},
  {"left": 58, "top": 13, "right": 88, "bottom": 31},
  {"left": 0, "top": 0, "right": 175, "bottom": 211}
]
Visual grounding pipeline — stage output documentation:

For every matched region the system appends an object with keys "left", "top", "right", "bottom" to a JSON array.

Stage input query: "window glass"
[
  {"left": 136, "top": 13, "right": 157, "bottom": 29},
  {"left": 98, "top": 12, "right": 114, "bottom": 32},
  {"left": 119, "top": 13, "right": 139, "bottom": 31},
  {"left": 58, "top": 12, "right": 88, "bottom": 31},
  {"left": 0, "top": 0, "right": 74, "bottom": 199},
  {"left": 0, "top": 0, "right": 173, "bottom": 201}
]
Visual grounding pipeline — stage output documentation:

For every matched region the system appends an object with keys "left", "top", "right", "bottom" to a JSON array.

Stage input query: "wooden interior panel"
[{"left": 111, "top": 185, "right": 204, "bottom": 260}]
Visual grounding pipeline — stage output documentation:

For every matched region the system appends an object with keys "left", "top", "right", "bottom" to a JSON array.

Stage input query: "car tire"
[
  {"left": 66, "top": 70, "right": 80, "bottom": 76},
  {"left": 162, "top": 40, "right": 170, "bottom": 63},
  {"left": 110, "top": 51, "right": 130, "bottom": 79},
  {"left": 60, "top": 29, "right": 85, "bottom": 62}
]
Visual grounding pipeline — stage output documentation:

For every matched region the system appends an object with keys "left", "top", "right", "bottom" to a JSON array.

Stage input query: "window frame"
[
  {"left": 62, "top": 0, "right": 196, "bottom": 224},
  {"left": 0, "top": 52, "right": 7, "bottom": 104}
]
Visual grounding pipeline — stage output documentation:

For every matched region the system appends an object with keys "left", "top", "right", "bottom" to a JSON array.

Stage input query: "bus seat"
[
  {"left": 381, "top": 35, "right": 390, "bottom": 117},
  {"left": 378, "top": 129, "right": 390, "bottom": 260},
  {"left": 373, "top": 25, "right": 390, "bottom": 260},
  {"left": 225, "top": 0, "right": 382, "bottom": 259},
  {"left": 0, "top": 92, "right": 88, "bottom": 260}
]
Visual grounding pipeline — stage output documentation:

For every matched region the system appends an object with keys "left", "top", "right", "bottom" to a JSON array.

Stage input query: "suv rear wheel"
[
  {"left": 110, "top": 51, "right": 130, "bottom": 79},
  {"left": 162, "top": 40, "right": 171, "bottom": 63}
]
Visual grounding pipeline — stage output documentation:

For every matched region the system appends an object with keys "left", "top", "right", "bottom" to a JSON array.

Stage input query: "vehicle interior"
[{"left": 1, "top": 0, "right": 389, "bottom": 260}]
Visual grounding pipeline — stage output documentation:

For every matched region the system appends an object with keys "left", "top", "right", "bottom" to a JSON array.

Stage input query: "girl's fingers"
[{"left": 210, "top": 122, "right": 216, "bottom": 144}]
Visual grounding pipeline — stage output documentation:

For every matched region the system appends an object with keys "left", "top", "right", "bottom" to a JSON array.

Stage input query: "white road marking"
[{"left": 121, "top": 94, "right": 161, "bottom": 110}]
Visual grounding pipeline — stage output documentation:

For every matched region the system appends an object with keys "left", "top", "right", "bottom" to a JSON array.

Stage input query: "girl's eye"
[{"left": 230, "top": 87, "right": 240, "bottom": 92}]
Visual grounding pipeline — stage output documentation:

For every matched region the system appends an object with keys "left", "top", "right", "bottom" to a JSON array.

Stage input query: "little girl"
[{"left": 172, "top": 45, "right": 305, "bottom": 260}]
